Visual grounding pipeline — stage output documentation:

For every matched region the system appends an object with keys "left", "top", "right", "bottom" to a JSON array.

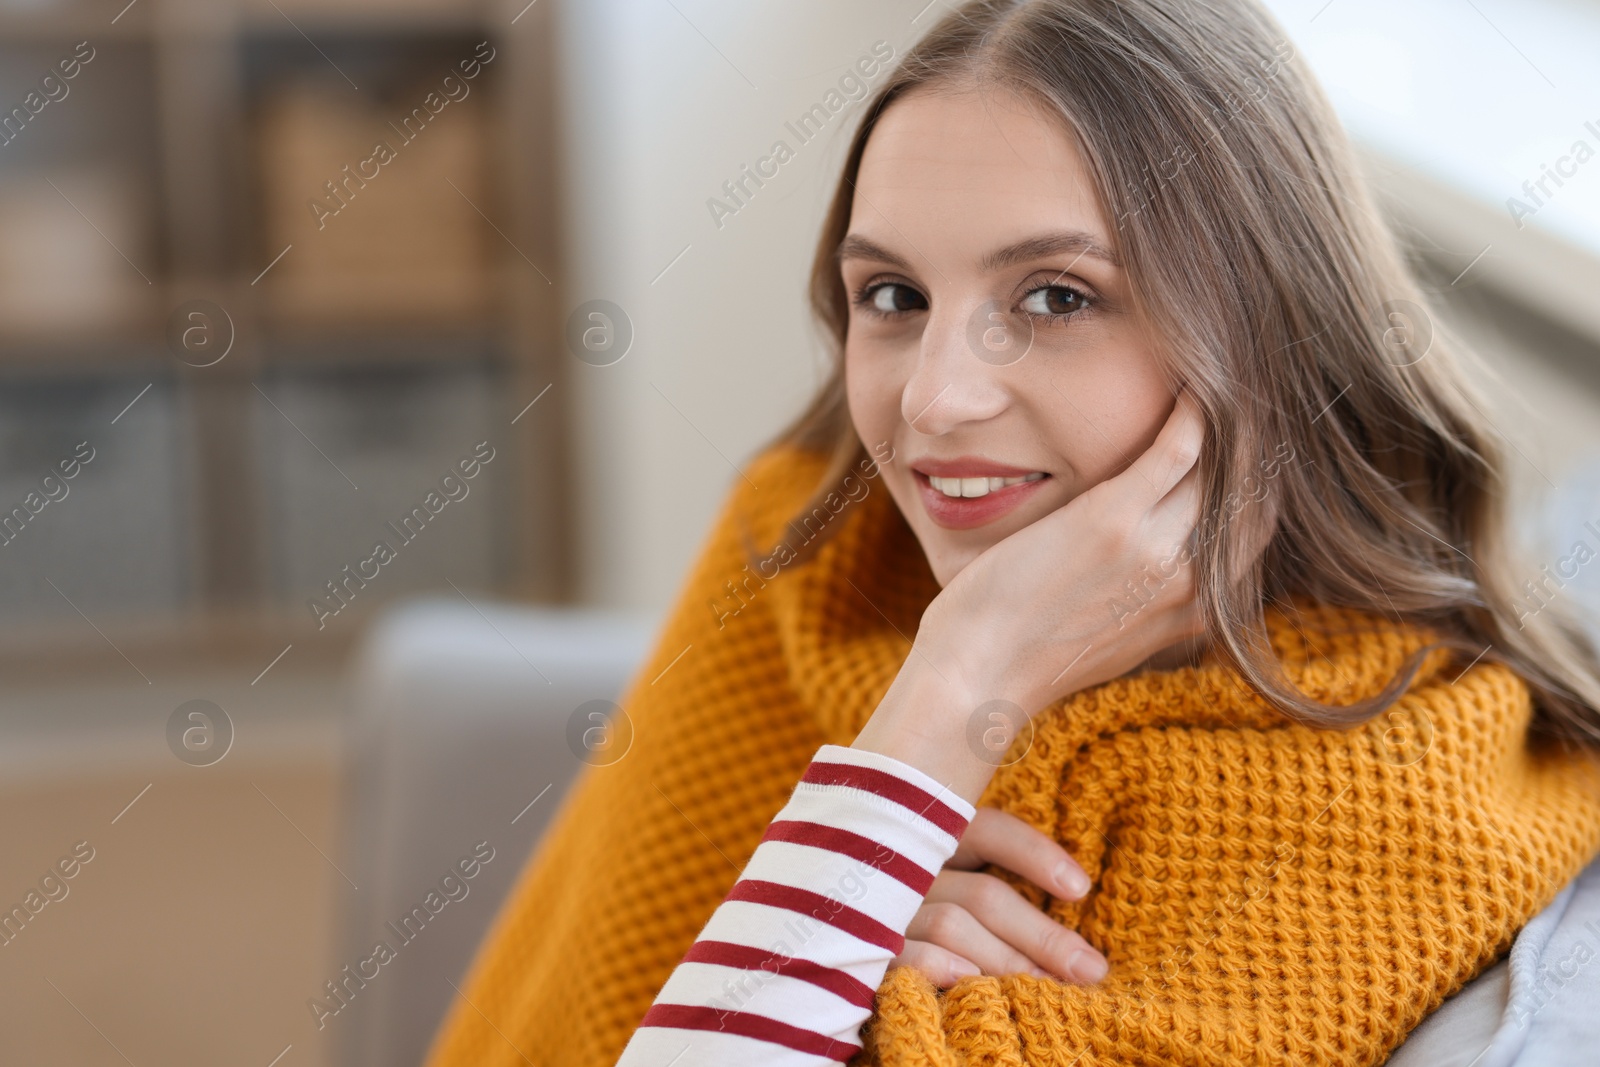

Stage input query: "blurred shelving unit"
[{"left": 0, "top": 0, "right": 569, "bottom": 673}]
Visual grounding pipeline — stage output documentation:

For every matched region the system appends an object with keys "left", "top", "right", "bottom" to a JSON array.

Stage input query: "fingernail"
[
  {"left": 1054, "top": 861, "right": 1091, "bottom": 898},
  {"left": 951, "top": 957, "right": 982, "bottom": 980},
  {"left": 1069, "top": 948, "right": 1108, "bottom": 983}
]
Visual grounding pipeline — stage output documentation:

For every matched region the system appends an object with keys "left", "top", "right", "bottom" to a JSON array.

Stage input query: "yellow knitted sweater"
[{"left": 423, "top": 445, "right": 1600, "bottom": 1067}]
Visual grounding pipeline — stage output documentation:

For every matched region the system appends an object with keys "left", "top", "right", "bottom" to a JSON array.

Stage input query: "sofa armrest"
[{"left": 332, "top": 598, "right": 654, "bottom": 1067}]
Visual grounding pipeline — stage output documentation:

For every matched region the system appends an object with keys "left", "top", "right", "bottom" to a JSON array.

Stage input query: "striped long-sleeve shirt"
[{"left": 614, "top": 743, "right": 976, "bottom": 1065}]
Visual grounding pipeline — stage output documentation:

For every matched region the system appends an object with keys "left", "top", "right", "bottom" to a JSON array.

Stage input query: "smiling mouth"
[
  {"left": 924, "top": 472, "right": 1046, "bottom": 499},
  {"left": 911, "top": 467, "right": 1051, "bottom": 530}
]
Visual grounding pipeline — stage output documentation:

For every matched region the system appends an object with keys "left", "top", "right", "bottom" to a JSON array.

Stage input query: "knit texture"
[{"left": 422, "top": 444, "right": 1600, "bottom": 1067}]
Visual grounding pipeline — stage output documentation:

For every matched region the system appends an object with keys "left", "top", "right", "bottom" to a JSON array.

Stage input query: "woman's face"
[{"left": 843, "top": 86, "right": 1177, "bottom": 587}]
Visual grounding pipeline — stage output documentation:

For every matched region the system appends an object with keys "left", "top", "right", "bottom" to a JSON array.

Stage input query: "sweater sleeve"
[{"left": 615, "top": 743, "right": 975, "bottom": 1066}]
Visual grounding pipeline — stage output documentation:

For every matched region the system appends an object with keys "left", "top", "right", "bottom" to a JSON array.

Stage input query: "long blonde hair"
[{"left": 772, "top": 0, "right": 1600, "bottom": 741}]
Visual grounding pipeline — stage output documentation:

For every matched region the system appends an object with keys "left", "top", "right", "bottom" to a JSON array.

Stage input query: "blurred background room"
[{"left": 0, "top": 0, "right": 1597, "bottom": 1063}]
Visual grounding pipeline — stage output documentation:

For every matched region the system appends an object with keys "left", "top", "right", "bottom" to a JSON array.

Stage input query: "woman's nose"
[{"left": 900, "top": 302, "right": 1012, "bottom": 435}]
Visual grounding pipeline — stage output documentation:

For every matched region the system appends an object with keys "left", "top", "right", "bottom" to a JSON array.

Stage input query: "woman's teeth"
[{"left": 926, "top": 472, "right": 1045, "bottom": 499}]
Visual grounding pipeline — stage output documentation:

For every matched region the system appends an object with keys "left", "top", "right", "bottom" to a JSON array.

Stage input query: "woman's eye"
[
  {"left": 864, "top": 283, "right": 927, "bottom": 315},
  {"left": 1020, "top": 285, "right": 1090, "bottom": 318}
]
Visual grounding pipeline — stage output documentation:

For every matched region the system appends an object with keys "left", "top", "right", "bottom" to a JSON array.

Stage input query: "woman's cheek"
[
  {"left": 844, "top": 341, "right": 903, "bottom": 449},
  {"left": 1055, "top": 363, "right": 1173, "bottom": 484}
]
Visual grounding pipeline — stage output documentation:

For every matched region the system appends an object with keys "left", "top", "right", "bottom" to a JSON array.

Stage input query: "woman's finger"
[
  {"left": 1112, "top": 388, "right": 1204, "bottom": 509},
  {"left": 1139, "top": 461, "right": 1203, "bottom": 606},
  {"left": 1149, "top": 458, "right": 1202, "bottom": 539},
  {"left": 947, "top": 808, "right": 1091, "bottom": 900},
  {"left": 904, "top": 900, "right": 1048, "bottom": 979},
  {"left": 889, "top": 939, "right": 982, "bottom": 989},
  {"left": 927, "top": 871, "right": 1108, "bottom": 983}
]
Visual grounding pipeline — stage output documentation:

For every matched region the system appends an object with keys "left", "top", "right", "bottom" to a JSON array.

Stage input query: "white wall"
[{"left": 553, "top": 0, "right": 946, "bottom": 610}]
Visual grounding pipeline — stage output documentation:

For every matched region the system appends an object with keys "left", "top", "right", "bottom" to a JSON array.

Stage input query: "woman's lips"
[{"left": 913, "top": 469, "right": 1050, "bottom": 530}]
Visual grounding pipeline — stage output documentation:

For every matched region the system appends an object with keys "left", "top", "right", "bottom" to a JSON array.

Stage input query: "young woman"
[{"left": 424, "top": 0, "right": 1600, "bottom": 1064}]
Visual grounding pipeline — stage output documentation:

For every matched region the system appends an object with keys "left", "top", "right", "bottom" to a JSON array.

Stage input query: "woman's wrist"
[{"left": 852, "top": 654, "right": 1001, "bottom": 807}]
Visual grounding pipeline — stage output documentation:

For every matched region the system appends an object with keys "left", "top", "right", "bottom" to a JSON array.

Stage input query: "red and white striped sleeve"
[{"left": 615, "top": 743, "right": 975, "bottom": 1066}]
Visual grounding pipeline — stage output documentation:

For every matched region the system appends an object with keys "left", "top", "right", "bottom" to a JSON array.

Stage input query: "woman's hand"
[
  {"left": 891, "top": 809, "right": 1108, "bottom": 987},
  {"left": 925, "top": 388, "right": 1205, "bottom": 715},
  {"left": 855, "top": 389, "right": 1206, "bottom": 803}
]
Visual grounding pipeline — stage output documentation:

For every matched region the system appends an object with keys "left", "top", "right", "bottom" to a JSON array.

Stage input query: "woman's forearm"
[{"left": 614, "top": 743, "right": 975, "bottom": 1065}]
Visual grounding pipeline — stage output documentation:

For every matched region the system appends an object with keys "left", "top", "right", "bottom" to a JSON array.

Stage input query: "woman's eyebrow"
[
  {"left": 836, "top": 230, "right": 1120, "bottom": 272},
  {"left": 981, "top": 230, "right": 1120, "bottom": 271},
  {"left": 836, "top": 234, "right": 914, "bottom": 270}
]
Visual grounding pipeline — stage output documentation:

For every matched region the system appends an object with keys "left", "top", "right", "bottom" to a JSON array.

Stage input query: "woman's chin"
[
  {"left": 894, "top": 486, "right": 1036, "bottom": 587},
  {"left": 922, "top": 541, "right": 987, "bottom": 589}
]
